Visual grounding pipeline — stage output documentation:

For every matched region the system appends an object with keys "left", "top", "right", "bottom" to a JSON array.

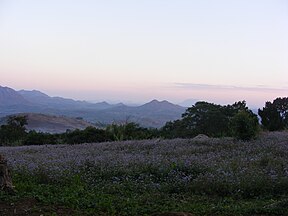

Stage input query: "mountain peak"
[
  {"left": 0, "top": 86, "right": 186, "bottom": 128},
  {"left": 0, "top": 86, "right": 15, "bottom": 92},
  {"left": 150, "top": 99, "right": 161, "bottom": 103},
  {"left": 0, "top": 86, "right": 30, "bottom": 106},
  {"left": 140, "top": 99, "right": 184, "bottom": 111},
  {"left": 18, "top": 89, "right": 50, "bottom": 98},
  {"left": 145, "top": 99, "right": 173, "bottom": 106}
]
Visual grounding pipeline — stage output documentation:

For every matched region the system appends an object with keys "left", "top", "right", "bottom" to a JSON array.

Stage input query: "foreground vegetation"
[{"left": 1, "top": 131, "right": 288, "bottom": 215}]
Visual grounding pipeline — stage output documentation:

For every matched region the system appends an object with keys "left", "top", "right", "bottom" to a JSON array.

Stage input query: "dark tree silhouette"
[
  {"left": 0, "top": 115, "right": 27, "bottom": 145},
  {"left": 162, "top": 100, "right": 259, "bottom": 140},
  {"left": 258, "top": 97, "right": 288, "bottom": 131}
]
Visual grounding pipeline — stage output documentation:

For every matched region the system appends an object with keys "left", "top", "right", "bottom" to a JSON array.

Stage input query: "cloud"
[{"left": 173, "top": 83, "right": 288, "bottom": 92}]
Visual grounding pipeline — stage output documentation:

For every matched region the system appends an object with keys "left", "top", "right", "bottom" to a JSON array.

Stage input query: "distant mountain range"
[{"left": 0, "top": 86, "right": 186, "bottom": 128}]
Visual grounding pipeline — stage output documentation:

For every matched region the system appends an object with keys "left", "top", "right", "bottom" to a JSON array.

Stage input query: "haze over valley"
[{"left": 0, "top": 86, "right": 186, "bottom": 130}]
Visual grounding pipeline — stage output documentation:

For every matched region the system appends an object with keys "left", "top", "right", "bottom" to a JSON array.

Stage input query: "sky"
[{"left": 0, "top": 0, "right": 287, "bottom": 108}]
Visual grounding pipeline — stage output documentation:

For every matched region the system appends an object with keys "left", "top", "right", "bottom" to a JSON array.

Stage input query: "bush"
[
  {"left": 230, "top": 110, "right": 259, "bottom": 141},
  {"left": 106, "top": 122, "right": 157, "bottom": 141},
  {"left": 24, "top": 130, "right": 58, "bottom": 145},
  {"left": 64, "top": 126, "right": 110, "bottom": 144}
]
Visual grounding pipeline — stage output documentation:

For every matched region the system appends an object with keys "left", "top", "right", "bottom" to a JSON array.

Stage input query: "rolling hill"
[{"left": 0, "top": 113, "right": 94, "bottom": 134}]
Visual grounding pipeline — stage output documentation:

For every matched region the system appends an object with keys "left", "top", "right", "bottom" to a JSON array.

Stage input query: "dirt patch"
[
  {"left": 192, "top": 134, "right": 210, "bottom": 142},
  {"left": 0, "top": 198, "right": 78, "bottom": 216}
]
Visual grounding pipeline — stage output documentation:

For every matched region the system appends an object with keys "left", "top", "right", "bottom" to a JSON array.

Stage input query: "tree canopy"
[
  {"left": 258, "top": 97, "right": 288, "bottom": 131},
  {"left": 162, "top": 101, "right": 259, "bottom": 140},
  {"left": 0, "top": 115, "right": 28, "bottom": 145}
]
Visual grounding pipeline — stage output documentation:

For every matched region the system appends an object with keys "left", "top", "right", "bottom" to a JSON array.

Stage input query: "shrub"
[
  {"left": 230, "top": 110, "right": 259, "bottom": 141},
  {"left": 106, "top": 122, "right": 157, "bottom": 141},
  {"left": 24, "top": 130, "right": 57, "bottom": 145},
  {"left": 64, "top": 126, "right": 110, "bottom": 144}
]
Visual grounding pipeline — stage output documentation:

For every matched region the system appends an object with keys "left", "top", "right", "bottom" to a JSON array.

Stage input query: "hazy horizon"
[
  {"left": 1, "top": 1, "right": 287, "bottom": 108},
  {"left": 1, "top": 84, "right": 285, "bottom": 109}
]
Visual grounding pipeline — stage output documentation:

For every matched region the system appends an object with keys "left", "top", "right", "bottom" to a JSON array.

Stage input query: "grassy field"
[{"left": 1, "top": 131, "right": 288, "bottom": 215}]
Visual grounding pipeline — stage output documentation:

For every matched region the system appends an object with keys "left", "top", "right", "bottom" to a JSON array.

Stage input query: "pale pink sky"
[{"left": 0, "top": 0, "right": 287, "bottom": 108}]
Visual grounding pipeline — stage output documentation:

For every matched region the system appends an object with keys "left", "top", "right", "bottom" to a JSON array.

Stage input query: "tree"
[
  {"left": 24, "top": 130, "right": 58, "bottom": 145},
  {"left": 230, "top": 110, "right": 259, "bottom": 141},
  {"left": 273, "top": 97, "right": 288, "bottom": 127},
  {"left": 0, "top": 115, "right": 28, "bottom": 145},
  {"left": 64, "top": 126, "right": 109, "bottom": 144},
  {"left": 223, "top": 101, "right": 248, "bottom": 117},
  {"left": 106, "top": 122, "right": 156, "bottom": 141},
  {"left": 161, "top": 100, "right": 257, "bottom": 139},
  {"left": 161, "top": 120, "right": 189, "bottom": 138},
  {"left": 181, "top": 101, "right": 229, "bottom": 137},
  {"left": 258, "top": 97, "right": 288, "bottom": 131},
  {"left": 7, "top": 115, "right": 27, "bottom": 128}
]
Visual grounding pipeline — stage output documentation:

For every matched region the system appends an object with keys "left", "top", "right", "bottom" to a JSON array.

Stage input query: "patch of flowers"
[{"left": 1, "top": 131, "right": 288, "bottom": 198}]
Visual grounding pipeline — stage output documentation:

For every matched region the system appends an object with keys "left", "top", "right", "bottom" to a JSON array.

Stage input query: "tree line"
[
  {"left": 0, "top": 97, "right": 287, "bottom": 146},
  {"left": 0, "top": 120, "right": 158, "bottom": 146}
]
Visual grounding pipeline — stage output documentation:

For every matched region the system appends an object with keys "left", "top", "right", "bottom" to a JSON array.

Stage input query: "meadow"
[{"left": 1, "top": 131, "right": 288, "bottom": 215}]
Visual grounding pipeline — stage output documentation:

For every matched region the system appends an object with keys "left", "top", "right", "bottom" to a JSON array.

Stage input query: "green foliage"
[
  {"left": 258, "top": 97, "right": 288, "bottom": 131},
  {"left": 3, "top": 160, "right": 288, "bottom": 216},
  {"left": 161, "top": 119, "right": 189, "bottom": 138},
  {"left": 230, "top": 110, "right": 259, "bottom": 141},
  {"left": 181, "top": 101, "right": 229, "bottom": 137},
  {"left": 7, "top": 115, "right": 28, "bottom": 127},
  {"left": 0, "top": 118, "right": 159, "bottom": 146},
  {"left": 106, "top": 122, "right": 157, "bottom": 141},
  {"left": 62, "top": 123, "right": 157, "bottom": 144},
  {"left": 0, "top": 115, "right": 28, "bottom": 145},
  {"left": 63, "top": 126, "right": 110, "bottom": 144},
  {"left": 161, "top": 100, "right": 257, "bottom": 139},
  {"left": 23, "top": 130, "right": 58, "bottom": 145}
]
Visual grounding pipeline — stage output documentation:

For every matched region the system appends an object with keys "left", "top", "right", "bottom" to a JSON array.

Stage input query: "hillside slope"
[{"left": 0, "top": 113, "right": 94, "bottom": 134}]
